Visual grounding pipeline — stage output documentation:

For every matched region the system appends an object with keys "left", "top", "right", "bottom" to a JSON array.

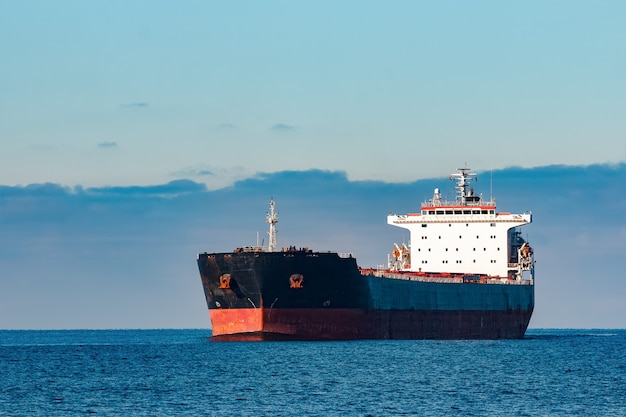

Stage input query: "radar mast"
[{"left": 450, "top": 166, "right": 478, "bottom": 205}]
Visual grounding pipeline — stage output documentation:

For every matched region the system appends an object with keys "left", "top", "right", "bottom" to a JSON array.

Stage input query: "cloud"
[
  {"left": 171, "top": 165, "right": 252, "bottom": 190},
  {"left": 176, "top": 168, "right": 215, "bottom": 177},
  {"left": 83, "top": 179, "right": 206, "bottom": 197},
  {"left": 0, "top": 163, "right": 624, "bottom": 329},
  {"left": 121, "top": 102, "right": 149, "bottom": 108},
  {"left": 98, "top": 141, "right": 118, "bottom": 149},
  {"left": 271, "top": 123, "right": 295, "bottom": 131}
]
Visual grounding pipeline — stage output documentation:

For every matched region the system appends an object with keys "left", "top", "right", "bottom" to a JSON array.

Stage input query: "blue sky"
[
  {"left": 0, "top": 2, "right": 625, "bottom": 330},
  {"left": 1, "top": 1, "right": 625, "bottom": 188}
]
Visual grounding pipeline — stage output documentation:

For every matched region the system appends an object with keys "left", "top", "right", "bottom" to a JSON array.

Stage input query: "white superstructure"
[{"left": 387, "top": 167, "right": 534, "bottom": 281}]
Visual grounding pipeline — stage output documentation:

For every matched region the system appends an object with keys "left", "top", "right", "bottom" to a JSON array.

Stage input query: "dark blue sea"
[{"left": 1, "top": 329, "right": 624, "bottom": 416}]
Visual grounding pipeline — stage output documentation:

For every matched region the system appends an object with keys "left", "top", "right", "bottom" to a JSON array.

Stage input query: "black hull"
[{"left": 197, "top": 251, "right": 534, "bottom": 340}]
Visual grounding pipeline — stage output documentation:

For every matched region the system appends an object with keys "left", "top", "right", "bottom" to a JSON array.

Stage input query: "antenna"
[{"left": 490, "top": 170, "right": 493, "bottom": 203}]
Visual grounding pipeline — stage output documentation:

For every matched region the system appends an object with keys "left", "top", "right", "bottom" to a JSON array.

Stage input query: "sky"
[
  {"left": 1, "top": 2, "right": 625, "bottom": 330},
  {"left": 1, "top": 1, "right": 625, "bottom": 189}
]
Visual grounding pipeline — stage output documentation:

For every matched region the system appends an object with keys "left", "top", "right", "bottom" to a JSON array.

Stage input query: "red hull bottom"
[{"left": 209, "top": 308, "right": 532, "bottom": 340}]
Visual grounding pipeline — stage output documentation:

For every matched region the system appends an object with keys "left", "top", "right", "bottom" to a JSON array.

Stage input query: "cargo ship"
[{"left": 197, "top": 167, "right": 534, "bottom": 340}]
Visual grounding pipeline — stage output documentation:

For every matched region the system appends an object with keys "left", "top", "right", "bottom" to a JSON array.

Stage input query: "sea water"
[{"left": 1, "top": 329, "right": 624, "bottom": 416}]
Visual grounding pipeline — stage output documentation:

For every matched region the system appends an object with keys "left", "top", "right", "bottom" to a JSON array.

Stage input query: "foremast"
[{"left": 266, "top": 198, "right": 278, "bottom": 252}]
